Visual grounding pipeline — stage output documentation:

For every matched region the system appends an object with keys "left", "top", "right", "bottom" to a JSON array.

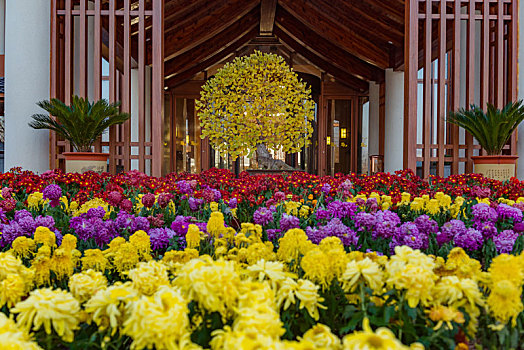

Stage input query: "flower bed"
[{"left": 1, "top": 168, "right": 524, "bottom": 349}]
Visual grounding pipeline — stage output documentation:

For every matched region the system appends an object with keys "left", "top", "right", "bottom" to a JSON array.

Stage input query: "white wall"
[
  {"left": 384, "top": 69, "right": 405, "bottom": 173},
  {"left": 518, "top": 1, "right": 524, "bottom": 179},
  {"left": 368, "top": 82, "right": 380, "bottom": 156},
  {"left": 4, "top": 0, "right": 50, "bottom": 173},
  {"left": 0, "top": 0, "right": 5, "bottom": 55}
]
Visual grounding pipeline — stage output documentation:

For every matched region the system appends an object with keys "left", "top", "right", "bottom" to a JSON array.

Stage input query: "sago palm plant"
[
  {"left": 447, "top": 101, "right": 524, "bottom": 155},
  {"left": 29, "top": 96, "right": 130, "bottom": 152}
]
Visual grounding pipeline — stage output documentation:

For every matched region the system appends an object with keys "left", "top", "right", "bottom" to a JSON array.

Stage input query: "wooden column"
[
  {"left": 50, "top": 0, "right": 58, "bottom": 169},
  {"left": 151, "top": 0, "right": 164, "bottom": 177},
  {"left": 403, "top": 0, "right": 418, "bottom": 171}
]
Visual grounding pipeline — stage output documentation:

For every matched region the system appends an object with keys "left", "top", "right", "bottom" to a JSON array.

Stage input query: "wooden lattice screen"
[
  {"left": 404, "top": 0, "right": 518, "bottom": 178},
  {"left": 50, "top": 0, "right": 164, "bottom": 176}
]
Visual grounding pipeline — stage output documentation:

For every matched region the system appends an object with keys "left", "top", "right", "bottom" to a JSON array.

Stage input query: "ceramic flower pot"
[
  {"left": 63, "top": 152, "right": 109, "bottom": 174},
  {"left": 471, "top": 155, "right": 518, "bottom": 181}
]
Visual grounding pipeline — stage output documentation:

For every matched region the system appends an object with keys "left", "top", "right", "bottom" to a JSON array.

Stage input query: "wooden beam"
[
  {"left": 275, "top": 8, "right": 384, "bottom": 83},
  {"left": 165, "top": 27, "right": 258, "bottom": 88},
  {"left": 163, "top": 0, "right": 258, "bottom": 60},
  {"left": 259, "top": 0, "right": 277, "bottom": 35},
  {"left": 132, "top": 0, "right": 209, "bottom": 37},
  {"left": 152, "top": 0, "right": 164, "bottom": 177},
  {"left": 274, "top": 27, "right": 368, "bottom": 92},
  {"left": 403, "top": 0, "right": 418, "bottom": 171},
  {"left": 312, "top": 0, "right": 403, "bottom": 47},
  {"left": 164, "top": 7, "right": 259, "bottom": 78},
  {"left": 278, "top": 0, "right": 389, "bottom": 69}
]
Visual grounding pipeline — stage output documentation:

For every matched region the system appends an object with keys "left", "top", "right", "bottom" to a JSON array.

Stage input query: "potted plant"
[
  {"left": 29, "top": 95, "right": 130, "bottom": 173},
  {"left": 196, "top": 51, "right": 315, "bottom": 175},
  {"left": 447, "top": 101, "right": 524, "bottom": 180}
]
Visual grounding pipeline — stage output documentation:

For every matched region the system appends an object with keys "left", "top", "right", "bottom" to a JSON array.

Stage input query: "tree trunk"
[{"left": 255, "top": 144, "right": 296, "bottom": 171}]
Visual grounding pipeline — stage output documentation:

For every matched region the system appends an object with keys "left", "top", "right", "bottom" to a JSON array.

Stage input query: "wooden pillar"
[
  {"left": 151, "top": 0, "right": 164, "bottom": 177},
  {"left": 403, "top": 0, "right": 418, "bottom": 171},
  {"left": 450, "top": 0, "right": 461, "bottom": 175},
  {"left": 138, "top": 0, "right": 146, "bottom": 173},
  {"left": 50, "top": 0, "right": 58, "bottom": 169}
]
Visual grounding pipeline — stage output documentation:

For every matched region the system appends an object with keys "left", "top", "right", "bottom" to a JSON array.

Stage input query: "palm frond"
[
  {"left": 29, "top": 96, "right": 130, "bottom": 152},
  {"left": 447, "top": 101, "right": 524, "bottom": 155}
]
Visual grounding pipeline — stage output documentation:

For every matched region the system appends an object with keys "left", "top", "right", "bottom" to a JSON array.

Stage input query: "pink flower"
[
  {"left": 120, "top": 199, "right": 133, "bottom": 213},
  {"left": 141, "top": 193, "right": 156, "bottom": 208}
]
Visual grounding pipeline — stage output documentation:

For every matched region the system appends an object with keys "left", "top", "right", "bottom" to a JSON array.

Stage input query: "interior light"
[
  {"left": 341, "top": 128, "right": 347, "bottom": 139},
  {"left": 326, "top": 136, "right": 331, "bottom": 146}
]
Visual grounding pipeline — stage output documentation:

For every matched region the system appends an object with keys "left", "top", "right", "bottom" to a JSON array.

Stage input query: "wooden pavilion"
[{"left": 49, "top": 0, "right": 518, "bottom": 178}]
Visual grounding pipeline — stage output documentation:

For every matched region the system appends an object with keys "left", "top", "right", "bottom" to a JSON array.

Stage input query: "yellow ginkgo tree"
[{"left": 196, "top": 51, "right": 315, "bottom": 170}]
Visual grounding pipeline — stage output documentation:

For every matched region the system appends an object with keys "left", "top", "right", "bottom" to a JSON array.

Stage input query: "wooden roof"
[
  {"left": 158, "top": 0, "right": 405, "bottom": 92},
  {"left": 100, "top": 0, "right": 404, "bottom": 91}
]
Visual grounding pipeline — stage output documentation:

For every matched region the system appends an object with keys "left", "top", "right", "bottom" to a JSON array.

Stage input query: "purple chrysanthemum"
[
  {"left": 280, "top": 214, "right": 300, "bottom": 232},
  {"left": 493, "top": 229, "right": 519, "bottom": 254},
  {"left": 253, "top": 207, "right": 274, "bottom": 226},
  {"left": 471, "top": 203, "right": 497, "bottom": 222},
  {"left": 454, "top": 228, "right": 483, "bottom": 251}
]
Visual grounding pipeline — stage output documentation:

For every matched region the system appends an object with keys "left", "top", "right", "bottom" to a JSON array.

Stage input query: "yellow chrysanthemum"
[
  {"left": 341, "top": 257, "right": 384, "bottom": 293},
  {"left": 59, "top": 234, "right": 77, "bottom": 251},
  {"left": 342, "top": 318, "right": 412, "bottom": 350},
  {"left": 439, "top": 248, "right": 483, "bottom": 281},
  {"left": 186, "top": 224, "right": 203, "bottom": 249},
  {"left": 246, "top": 259, "right": 295, "bottom": 291},
  {"left": 233, "top": 301, "right": 285, "bottom": 339},
  {"left": 301, "top": 324, "right": 341, "bottom": 350},
  {"left": 277, "top": 228, "right": 313, "bottom": 265},
  {"left": 301, "top": 248, "right": 333, "bottom": 289},
  {"left": 68, "top": 270, "right": 108, "bottom": 303},
  {"left": 73, "top": 198, "right": 110, "bottom": 218},
  {"left": 295, "top": 279, "right": 327, "bottom": 321},
  {"left": 173, "top": 257, "right": 242, "bottom": 319},
  {"left": 244, "top": 242, "right": 276, "bottom": 265},
  {"left": 426, "top": 305, "right": 465, "bottom": 330},
  {"left": 11, "top": 237, "right": 36, "bottom": 259},
  {"left": 122, "top": 286, "right": 195, "bottom": 350},
  {"left": 33, "top": 226, "right": 56, "bottom": 247},
  {"left": 128, "top": 260, "right": 170, "bottom": 296},
  {"left": 487, "top": 280, "right": 523, "bottom": 326},
  {"left": 0, "top": 313, "right": 42, "bottom": 350},
  {"left": 12, "top": 288, "right": 80, "bottom": 342},
  {"left": 210, "top": 201, "right": 219, "bottom": 212},
  {"left": 84, "top": 281, "right": 138, "bottom": 334},
  {"left": 207, "top": 212, "right": 227, "bottom": 239},
  {"left": 113, "top": 242, "right": 140, "bottom": 276},
  {"left": 0, "top": 274, "right": 27, "bottom": 308},
  {"left": 488, "top": 254, "right": 524, "bottom": 287},
  {"left": 81, "top": 249, "right": 108, "bottom": 271},
  {"left": 389, "top": 264, "right": 436, "bottom": 308},
  {"left": 27, "top": 192, "right": 44, "bottom": 209},
  {"left": 50, "top": 247, "right": 76, "bottom": 280},
  {"left": 129, "top": 230, "right": 151, "bottom": 258},
  {"left": 31, "top": 246, "right": 52, "bottom": 286}
]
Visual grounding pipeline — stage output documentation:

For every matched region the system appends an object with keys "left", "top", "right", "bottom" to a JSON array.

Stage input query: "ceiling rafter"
[
  {"left": 274, "top": 27, "right": 368, "bottom": 92},
  {"left": 165, "top": 27, "right": 258, "bottom": 88},
  {"left": 163, "top": 0, "right": 259, "bottom": 61},
  {"left": 312, "top": 0, "right": 403, "bottom": 47},
  {"left": 259, "top": 0, "right": 277, "bottom": 35},
  {"left": 131, "top": 0, "right": 201, "bottom": 35},
  {"left": 164, "top": 7, "right": 260, "bottom": 79},
  {"left": 274, "top": 7, "right": 384, "bottom": 83},
  {"left": 278, "top": 0, "right": 390, "bottom": 69}
]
